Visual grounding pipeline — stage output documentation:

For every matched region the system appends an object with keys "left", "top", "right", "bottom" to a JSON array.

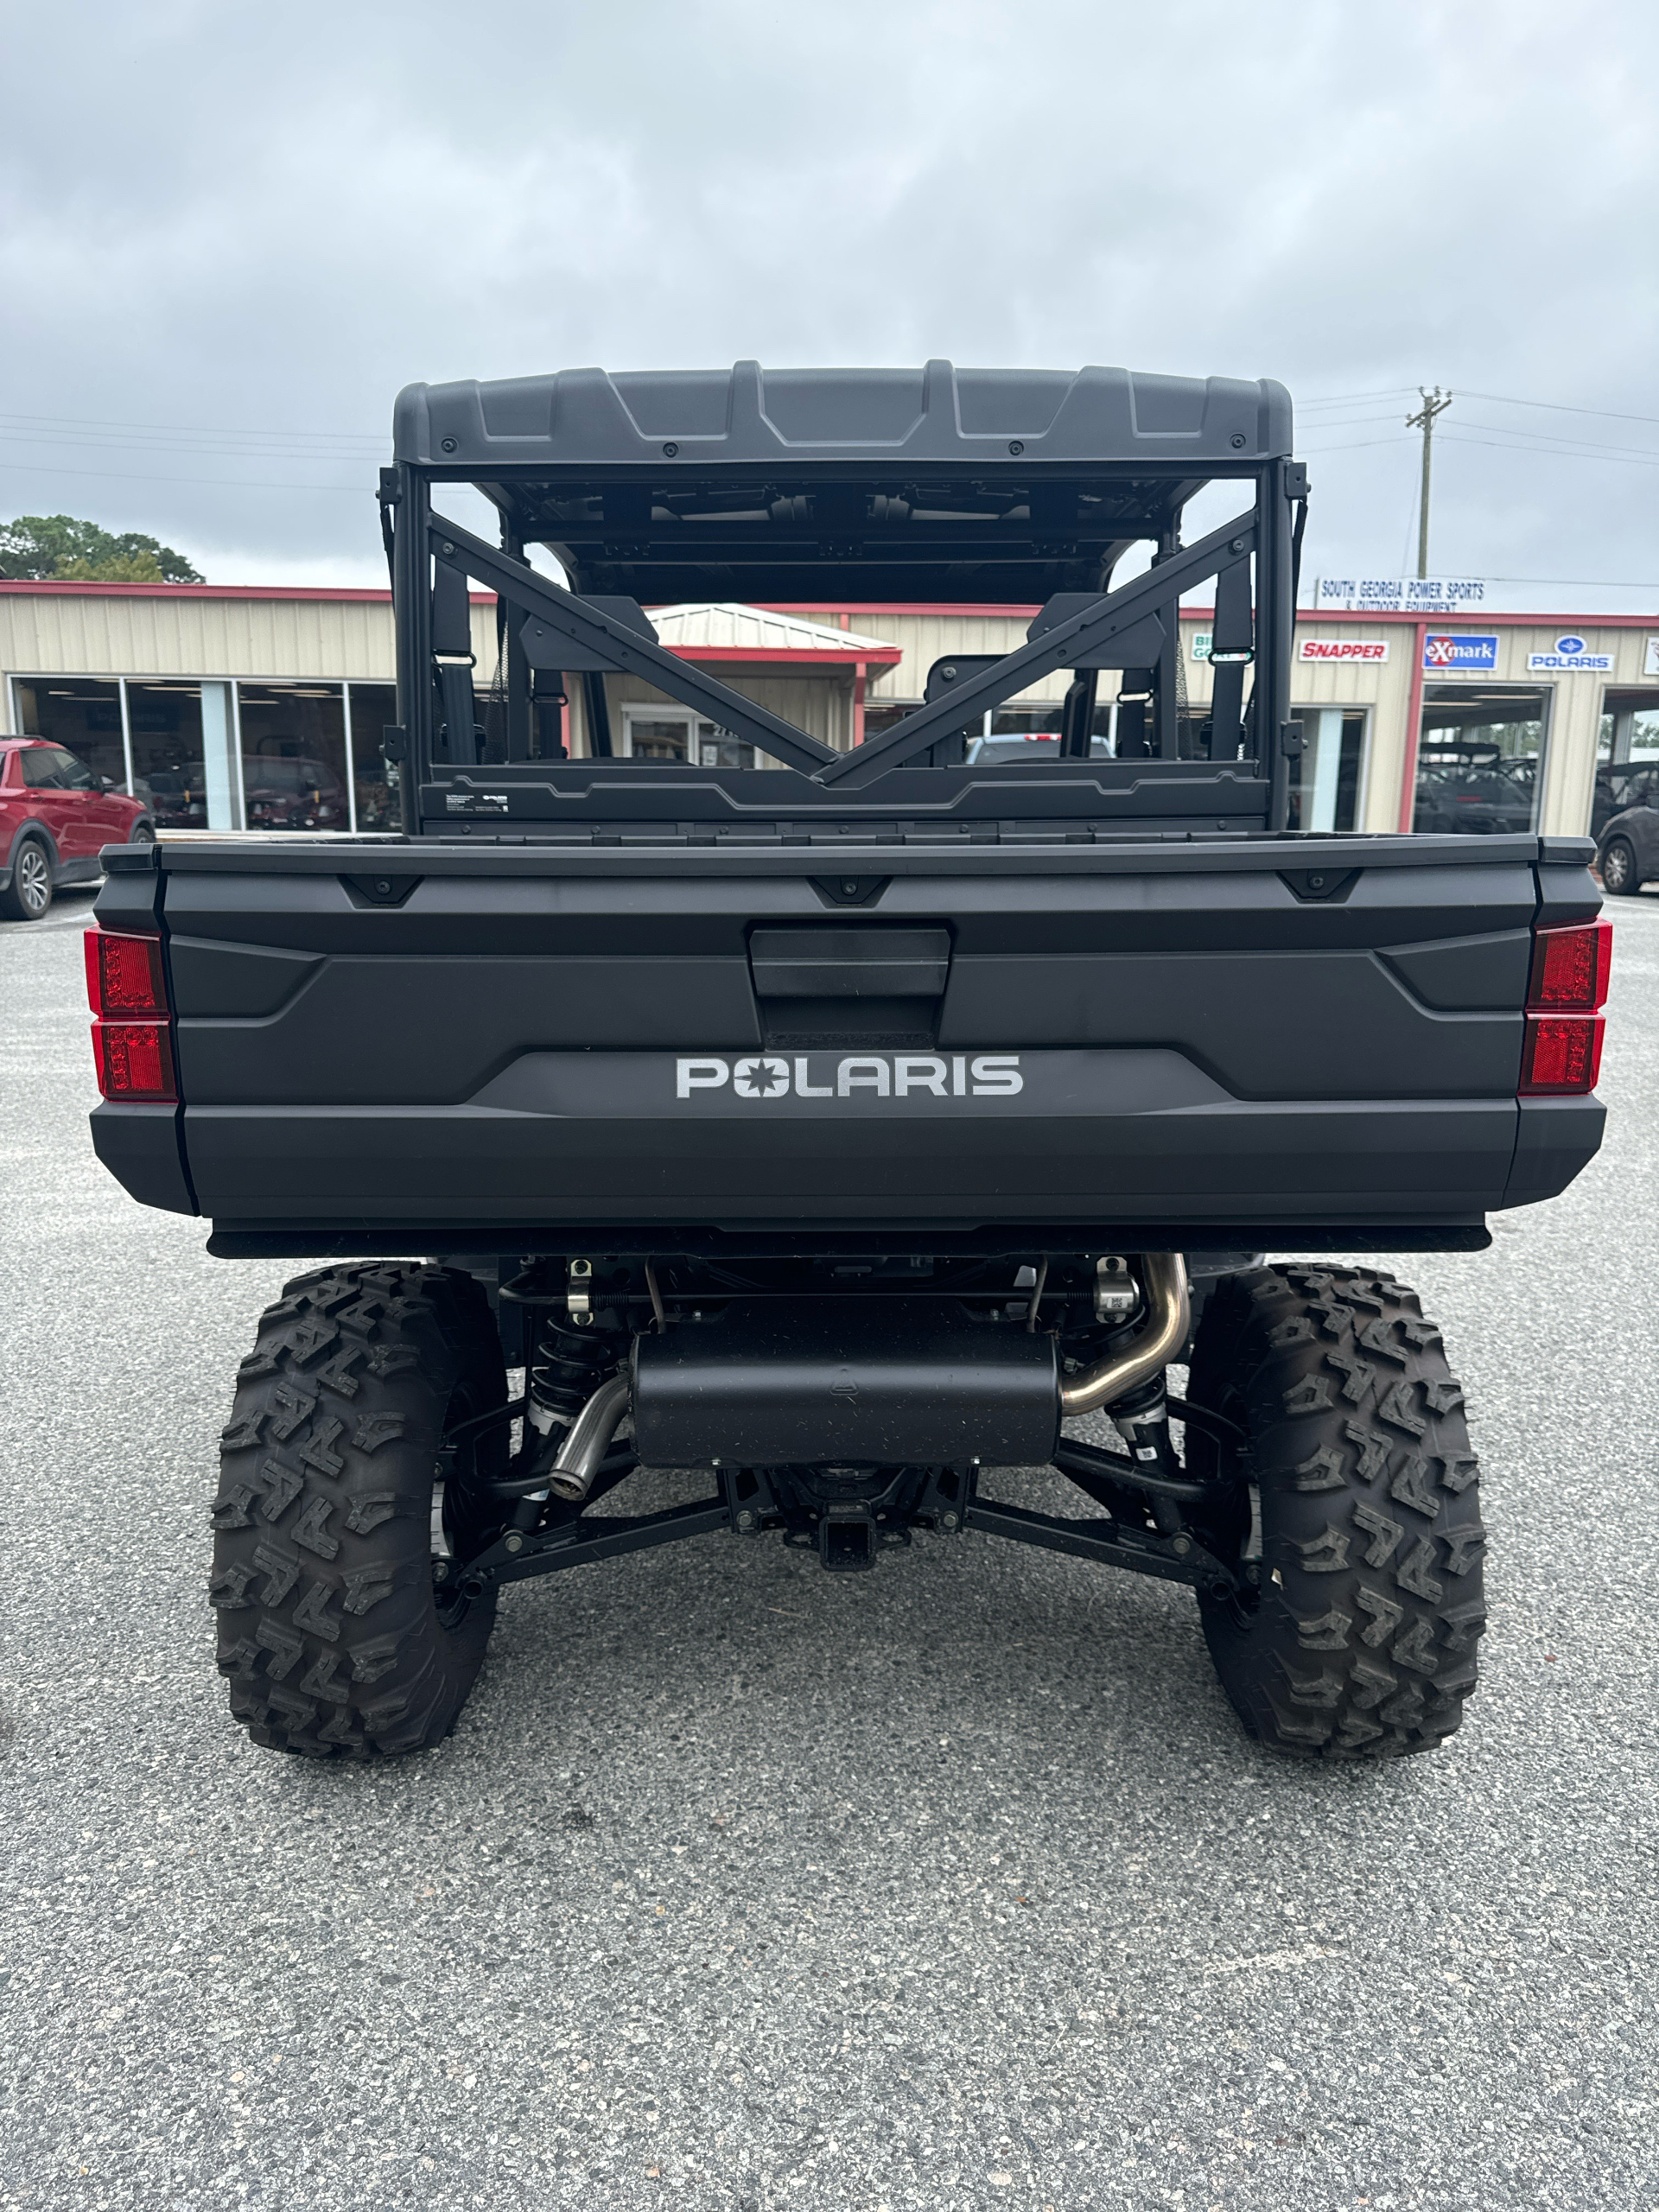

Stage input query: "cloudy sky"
[{"left": 3, "top": 0, "right": 1656, "bottom": 608}]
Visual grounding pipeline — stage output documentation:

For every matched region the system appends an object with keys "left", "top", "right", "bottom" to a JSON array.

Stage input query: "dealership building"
[{"left": 2, "top": 578, "right": 1655, "bottom": 841}]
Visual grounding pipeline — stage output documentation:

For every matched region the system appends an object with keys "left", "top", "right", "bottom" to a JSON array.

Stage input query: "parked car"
[
  {"left": 0, "top": 738, "right": 154, "bottom": 921},
  {"left": 1592, "top": 763, "right": 1659, "bottom": 847},
  {"left": 964, "top": 731, "right": 1114, "bottom": 763},
  {"left": 1597, "top": 776, "right": 1659, "bottom": 894}
]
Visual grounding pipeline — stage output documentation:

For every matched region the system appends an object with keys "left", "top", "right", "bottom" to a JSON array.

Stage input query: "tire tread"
[
  {"left": 210, "top": 1262, "right": 503, "bottom": 1758},
  {"left": 1192, "top": 1266, "right": 1486, "bottom": 1759}
]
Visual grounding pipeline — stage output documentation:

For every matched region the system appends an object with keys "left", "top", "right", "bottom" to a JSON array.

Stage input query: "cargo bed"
[{"left": 91, "top": 827, "right": 1604, "bottom": 1253}]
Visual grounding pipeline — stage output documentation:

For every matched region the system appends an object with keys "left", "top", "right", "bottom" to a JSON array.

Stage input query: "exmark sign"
[
  {"left": 1423, "top": 632, "right": 1499, "bottom": 673},
  {"left": 678, "top": 1054, "right": 1022, "bottom": 1101},
  {"left": 1527, "top": 634, "right": 1614, "bottom": 674}
]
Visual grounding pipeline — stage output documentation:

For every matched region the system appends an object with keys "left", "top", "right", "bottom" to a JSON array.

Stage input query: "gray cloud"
[{"left": 3, "top": 0, "right": 1655, "bottom": 607}]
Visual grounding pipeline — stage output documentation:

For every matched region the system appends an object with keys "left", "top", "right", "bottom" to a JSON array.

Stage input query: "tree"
[{"left": 0, "top": 513, "right": 204, "bottom": 582}]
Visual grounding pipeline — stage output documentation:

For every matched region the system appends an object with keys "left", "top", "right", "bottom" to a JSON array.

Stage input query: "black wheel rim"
[
  {"left": 432, "top": 1383, "right": 505, "bottom": 1628},
  {"left": 1180, "top": 1387, "right": 1261, "bottom": 1623}
]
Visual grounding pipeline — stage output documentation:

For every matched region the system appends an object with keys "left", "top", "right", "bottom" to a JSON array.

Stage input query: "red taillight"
[
  {"left": 1520, "top": 918, "right": 1611, "bottom": 1096},
  {"left": 90, "top": 1020, "right": 177, "bottom": 1103},
  {"left": 1528, "top": 918, "right": 1611, "bottom": 1012},
  {"left": 86, "top": 928, "right": 176, "bottom": 1101},
  {"left": 85, "top": 928, "right": 167, "bottom": 1015},
  {"left": 1519, "top": 1015, "right": 1605, "bottom": 1095}
]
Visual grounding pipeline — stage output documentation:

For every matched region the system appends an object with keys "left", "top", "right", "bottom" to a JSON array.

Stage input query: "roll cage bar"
[{"left": 378, "top": 404, "right": 1307, "bottom": 836}]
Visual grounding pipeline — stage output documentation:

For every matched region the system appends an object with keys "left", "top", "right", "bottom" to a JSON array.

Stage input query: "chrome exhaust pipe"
[
  {"left": 543, "top": 1372, "right": 632, "bottom": 1503},
  {"left": 1058, "top": 1253, "right": 1191, "bottom": 1418}
]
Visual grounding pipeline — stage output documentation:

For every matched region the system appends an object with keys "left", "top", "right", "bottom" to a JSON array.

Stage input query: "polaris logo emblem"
[{"left": 676, "top": 1054, "right": 1023, "bottom": 1100}]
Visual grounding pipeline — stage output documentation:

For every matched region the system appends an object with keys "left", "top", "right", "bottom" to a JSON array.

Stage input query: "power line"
[
  {"left": 1444, "top": 419, "right": 1659, "bottom": 463},
  {"left": 1438, "top": 430, "right": 1659, "bottom": 468},
  {"left": 1291, "top": 411, "right": 1408, "bottom": 431},
  {"left": 1300, "top": 388, "right": 1419, "bottom": 406},
  {"left": 0, "top": 408, "right": 384, "bottom": 443},
  {"left": 1459, "top": 388, "right": 1659, "bottom": 428},
  {"left": 1, "top": 431, "right": 383, "bottom": 467},
  {"left": 1297, "top": 434, "right": 1415, "bottom": 454},
  {"left": 1301, "top": 385, "right": 1659, "bottom": 427},
  {"left": 0, "top": 459, "right": 367, "bottom": 493}
]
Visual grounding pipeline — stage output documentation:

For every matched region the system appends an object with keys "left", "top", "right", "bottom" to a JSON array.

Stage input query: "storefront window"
[
  {"left": 347, "top": 683, "right": 400, "bottom": 830},
  {"left": 11, "top": 678, "right": 129, "bottom": 791},
  {"left": 1414, "top": 686, "right": 1547, "bottom": 836},
  {"left": 696, "top": 721, "right": 755, "bottom": 768},
  {"left": 620, "top": 707, "right": 695, "bottom": 760},
  {"left": 1288, "top": 709, "right": 1366, "bottom": 832},
  {"left": 1594, "top": 691, "right": 1659, "bottom": 837},
  {"left": 237, "top": 683, "right": 350, "bottom": 833},
  {"left": 126, "top": 682, "right": 207, "bottom": 830}
]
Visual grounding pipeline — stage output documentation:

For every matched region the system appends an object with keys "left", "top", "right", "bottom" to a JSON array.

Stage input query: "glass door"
[{"left": 1287, "top": 709, "right": 1367, "bottom": 832}]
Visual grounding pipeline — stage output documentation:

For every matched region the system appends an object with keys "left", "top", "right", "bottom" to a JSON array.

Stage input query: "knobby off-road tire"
[
  {"left": 210, "top": 1263, "right": 508, "bottom": 1758},
  {"left": 1185, "top": 1266, "right": 1486, "bottom": 1759}
]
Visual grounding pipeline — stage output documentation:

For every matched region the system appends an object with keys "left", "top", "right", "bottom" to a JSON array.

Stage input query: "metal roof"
[{"left": 649, "top": 602, "right": 901, "bottom": 661}]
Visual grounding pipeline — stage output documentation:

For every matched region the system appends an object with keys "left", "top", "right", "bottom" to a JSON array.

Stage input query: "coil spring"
[{"left": 527, "top": 1311, "right": 615, "bottom": 1435}]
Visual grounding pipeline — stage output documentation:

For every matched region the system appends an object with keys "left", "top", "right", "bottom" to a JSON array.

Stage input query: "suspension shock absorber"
[
  {"left": 508, "top": 1312, "right": 617, "bottom": 1527},
  {"left": 527, "top": 1309, "right": 615, "bottom": 1454},
  {"left": 1110, "top": 1372, "right": 1185, "bottom": 1535}
]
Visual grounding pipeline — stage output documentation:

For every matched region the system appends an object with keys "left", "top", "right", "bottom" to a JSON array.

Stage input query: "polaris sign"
[
  {"left": 678, "top": 1054, "right": 1023, "bottom": 1100},
  {"left": 1423, "top": 632, "right": 1500, "bottom": 673},
  {"left": 1527, "top": 634, "right": 1614, "bottom": 674}
]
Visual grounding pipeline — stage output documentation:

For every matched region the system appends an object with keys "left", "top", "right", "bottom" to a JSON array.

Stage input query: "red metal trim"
[
  {"left": 1398, "top": 620, "right": 1428, "bottom": 833},
  {"left": 6, "top": 579, "right": 1646, "bottom": 627},
  {"left": 753, "top": 601, "right": 1044, "bottom": 619},
  {"left": 663, "top": 645, "right": 901, "bottom": 665},
  {"left": 0, "top": 582, "right": 496, "bottom": 602},
  {"left": 1198, "top": 607, "right": 1659, "bottom": 627},
  {"left": 1286, "top": 607, "right": 1658, "bottom": 629}
]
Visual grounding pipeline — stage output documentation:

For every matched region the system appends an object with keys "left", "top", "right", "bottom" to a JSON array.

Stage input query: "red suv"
[{"left": 0, "top": 738, "right": 155, "bottom": 921}]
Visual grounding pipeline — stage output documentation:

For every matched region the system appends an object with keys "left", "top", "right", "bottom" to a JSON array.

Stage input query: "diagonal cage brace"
[
  {"left": 427, "top": 514, "right": 840, "bottom": 773},
  {"left": 814, "top": 508, "right": 1257, "bottom": 786}
]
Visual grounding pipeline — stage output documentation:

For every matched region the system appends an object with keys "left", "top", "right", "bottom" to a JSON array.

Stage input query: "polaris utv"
[{"left": 84, "top": 361, "right": 1608, "bottom": 1760}]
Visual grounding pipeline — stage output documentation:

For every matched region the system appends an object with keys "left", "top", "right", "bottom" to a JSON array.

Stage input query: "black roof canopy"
[{"left": 395, "top": 360, "right": 1294, "bottom": 605}]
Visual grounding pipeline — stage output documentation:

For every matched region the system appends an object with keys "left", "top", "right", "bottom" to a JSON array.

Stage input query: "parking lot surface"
[{"left": 2, "top": 883, "right": 1656, "bottom": 2212}]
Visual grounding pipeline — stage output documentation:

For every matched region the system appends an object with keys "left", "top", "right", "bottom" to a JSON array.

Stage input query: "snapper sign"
[{"left": 1297, "top": 638, "right": 1390, "bottom": 664}]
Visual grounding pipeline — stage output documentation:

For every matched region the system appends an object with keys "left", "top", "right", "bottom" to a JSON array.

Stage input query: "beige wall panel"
[
  {"left": 791, "top": 609, "right": 1071, "bottom": 705},
  {"left": 0, "top": 594, "right": 402, "bottom": 690},
  {"left": 1280, "top": 626, "right": 1419, "bottom": 832},
  {"left": 572, "top": 665, "right": 852, "bottom": 759}
]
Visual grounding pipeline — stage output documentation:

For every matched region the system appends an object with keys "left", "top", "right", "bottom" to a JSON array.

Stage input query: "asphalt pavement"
[{"left": 2, "top": 880, "right": 1656, "bottom": 2212}]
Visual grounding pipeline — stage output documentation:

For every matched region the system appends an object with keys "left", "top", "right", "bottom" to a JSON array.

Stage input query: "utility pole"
[{"left": 1405, "top": 387, "right": 1452, "bottom": 578}]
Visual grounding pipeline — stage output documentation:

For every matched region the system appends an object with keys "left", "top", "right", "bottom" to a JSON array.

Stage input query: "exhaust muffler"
[{"left": 547, "top": 1256, "right": 1189, "bottom": 1491}]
